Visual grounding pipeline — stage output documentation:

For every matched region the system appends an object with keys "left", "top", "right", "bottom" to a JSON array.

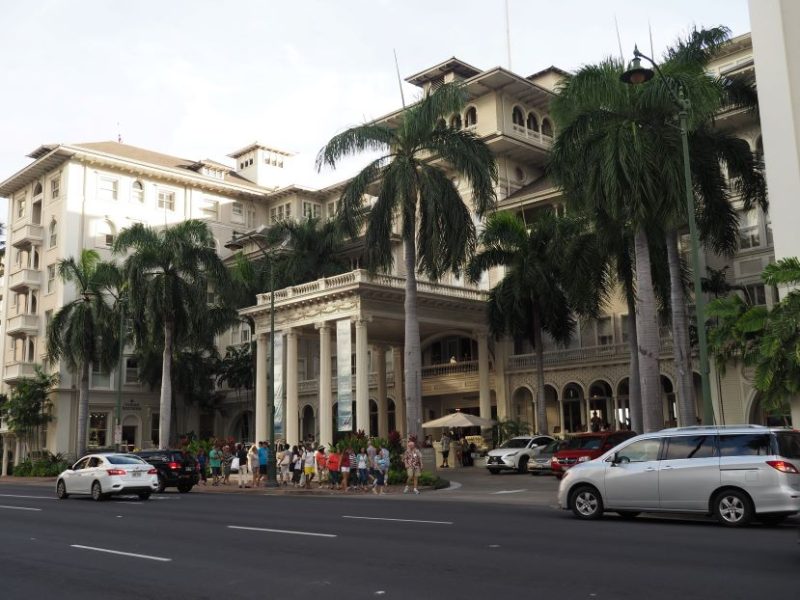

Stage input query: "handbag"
[{"left": 230, "top": 457, "right": 240, "bottom": 472}]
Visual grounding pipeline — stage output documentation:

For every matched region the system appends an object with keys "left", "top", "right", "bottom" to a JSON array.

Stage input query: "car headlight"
[
  {"left": 577, "top": 455, "right": 591, "bottom": 463},
  {"left": 504, "top": 452, "right": 518, "bottom": 458}
]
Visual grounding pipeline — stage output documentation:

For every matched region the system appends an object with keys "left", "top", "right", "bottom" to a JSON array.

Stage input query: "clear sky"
[{"left": 0, "top": 0, "right": 750, "bottom": 192}]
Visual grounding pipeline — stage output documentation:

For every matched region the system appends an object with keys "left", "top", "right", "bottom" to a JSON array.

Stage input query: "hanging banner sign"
[
  {"left": 336, "top": 319, "right": 353, "bottom": 432},
  {"left": 273, "top": 332, "right": 285, "bottom": 438}
]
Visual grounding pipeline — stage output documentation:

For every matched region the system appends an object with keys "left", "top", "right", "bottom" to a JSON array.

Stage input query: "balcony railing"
[
  {"left": 6, "top": 314, "right": 40, "bottom": 337},
  {"left": 507, "top": 337, "right": 678, "bottom": 371},
  {"left": 10, "top": 222, "right": 44, "bottom": 248},
  {"left": 8, "top": 269, "right": 42, "bottom": 292},
  {"left": 3, "top": 362, "right": 39, "bottom": 383},
  {"left": 509, "top": 124, "right": 554, "bottom": 146},
  {"left": 421, "top": 360, "right": 479, "bottom": 377}
]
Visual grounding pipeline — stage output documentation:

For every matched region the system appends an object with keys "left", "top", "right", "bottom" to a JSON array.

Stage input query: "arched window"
[
  {"left": 526, "top": 112, "right": 539, "bottom": 132},
  {"left": 96, "top": 219, "right": 117, "bottom": 248},
  {"left": 541, "top": 118, "right": 554, "bottom": 137},
  {"left": 512, "top": 106, "right": 525, "bottom": 127},
  {"left": 132, "top": 180, "right": 144, "bottom": 203},
  {"left": 465, "top": 106, "right": 477, "bottom": 127},
  {"left": 33, "top": 182, "right": 43, "bottom": 197},
  {"left": 49, "top": 219, "right": 58, "bottom": 248},
  {"left": 450, "top": 114, "right": 462, "bottom": 130}
]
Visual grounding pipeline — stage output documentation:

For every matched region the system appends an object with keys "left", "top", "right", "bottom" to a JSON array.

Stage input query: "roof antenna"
[
  {"left": 505, "top": 0, "right": 513, "bottom": 71},
  {"left": 614, "top": 14, "right": 625, "bottom": 63},
  {"left": 116, "top": 121, "right": 123, "bottom": 144},
  {"left": 393, "top": 49, "right": 406, "bottom": 108}
]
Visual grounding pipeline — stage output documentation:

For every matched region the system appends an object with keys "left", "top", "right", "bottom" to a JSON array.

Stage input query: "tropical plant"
[
  {"left": 113, "top": 220, "right": 234, "bottom": 449},
  {"left": 218, "top": 344, "right": 254, "bottom": 398},
  {"left": 317, "top": 83, "right": 498, "bottom": 441},
  {"left": 467, "top": 211, "right": 606, "bottom": 435},
  {"left": 46, "top": 250, "right": 119, "bottom": 457},
  {"left": 0, "top": 368, "right": 59, "bottom": 456}
]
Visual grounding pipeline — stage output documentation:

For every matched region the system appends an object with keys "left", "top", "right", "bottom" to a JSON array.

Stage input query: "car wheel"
[
  {"left": 91, "top": 481, "right": 105, "bottom": 502},
  {"left": 138, "top": 492, "right": 151, "bottom": 501},
  {"left": 569, "top": 485, "right": 603, "bottom": 520},
  {"left": 517, "top": 456, "right": 529, "bottom": 474},
  {"left": 156, "top": 475, "right": 166, "bottom": 493},
  {"left": 56, "top": 480, "right": 69, "bottom": 499},
  {"left": 177, "top": 484, "right": 192, "bottom": 493},
  {"left": 488, "top": 468, "right": 500, "bottom": 475},
  {"left": 616, "top": 511, "right": 640, "bottom": 520},
  {"left": 713, "top": 489, "right": 752, "bottom": 527},
  {"left": 757, "top": 514, "right": 788, "bottom": 526}
]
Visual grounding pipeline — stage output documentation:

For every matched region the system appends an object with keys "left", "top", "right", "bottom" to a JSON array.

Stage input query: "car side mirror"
[{"left": 609, "top": 453, "right": 620, "bottom": 466}]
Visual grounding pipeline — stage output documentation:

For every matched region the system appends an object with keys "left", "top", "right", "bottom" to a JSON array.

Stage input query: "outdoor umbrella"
[{"left": 422, "top": 412, "right": 497, "bottom": 429}]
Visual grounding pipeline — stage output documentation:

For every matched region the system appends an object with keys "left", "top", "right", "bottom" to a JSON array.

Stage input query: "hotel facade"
[{"left": 0, "top": 32, "right": 794, "bottom": 471}]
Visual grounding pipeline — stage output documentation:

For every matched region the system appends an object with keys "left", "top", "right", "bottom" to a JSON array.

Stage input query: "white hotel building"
[{"left": 0, "top": 32, "right": 794, "bottom": 470}]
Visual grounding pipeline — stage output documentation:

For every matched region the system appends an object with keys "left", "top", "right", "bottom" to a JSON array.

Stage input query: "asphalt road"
[{"left": 0, "top": 480, "right": 797, "bottom": 600}]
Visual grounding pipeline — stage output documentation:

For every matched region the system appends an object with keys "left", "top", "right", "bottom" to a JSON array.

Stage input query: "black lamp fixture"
[{"left": 620, "top": 45, "right": 654, "bottom": 85}]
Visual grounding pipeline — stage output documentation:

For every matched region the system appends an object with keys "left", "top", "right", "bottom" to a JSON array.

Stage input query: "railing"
[
  {"left": 6, "top": 314, "right": 40, "bottom": 335},
  {"left": 507, "top": 337, "right": 680, "bottom": 370},
  {"left": 421, "top": 360, "right": 479, "bottom": 377},
  {"left": 8, "top": 269, "right": 41, "bottom": 290},
  {"left": 509, "top": 125, "right": 554, "bottom": 146},
  {"left": 257, "top": 269, "right": 489, "bottom": 306},
  {"left": 296, "top": 371, "right": 397, "bottom": 396}
]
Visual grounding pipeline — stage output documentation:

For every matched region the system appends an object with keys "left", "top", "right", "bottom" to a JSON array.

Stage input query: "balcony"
[
  {"left": 3, "top": 362, "right": 39, "bottom": 383},
  {"left": 6, "top": 314, "right": 40, "bottom": 337},
  {"left": 10, "top": 222, "right": 44, "bottom": 248},
  {"left": 507, "top": 338, "right": 678, "bottom": 371},
  {"left": 8, "top": 268, "right": 41, "bottom": 292},
  {"left": 509, "top": 124, "right": 554, "bottom": 147}
]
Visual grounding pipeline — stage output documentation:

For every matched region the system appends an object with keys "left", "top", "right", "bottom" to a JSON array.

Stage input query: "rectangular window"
[
  {"left": 98, "top": 177, "right": 118, "bottom": 201},
  {"left": 49, "top": 221, "right": 58, "bottom": 248},
  {"left": 104, "top": 234, "right": 115, "bottom": 248},
  {"left": 718, "top": 434, "right": 770, "bottom": 457},
  {"left": 738, "top": 210, "right": 760, "bottom": 250},
  {"left": 620, "top": 315, "right": 630, "bottom": 344},
  {"left": 240, "top": 326, "right": 251, "bottom": 344},
  {"left": 17, "top": 198, "right": 26, "bottom": 219},
  {"left": 230, "top": 321, "right": 240, "bottom": 345},
  {"left": 743, "top": 283, "right": 767, "bottom": 306},
  {"left": 200, "top": 198, "right": 219, "bottom": 220},
  {"left": 91, "top": 363, "right": 111, "bottom": 388},
  {"left": 664, "top": 435, "right": 716, "bottom": 460},
  {"left": 158, "top": 190, "right": 175, "bottom": 211},
  {"left": 124, "top": 357, "right": 139, "bottom": 384},
  {"left": 50, "top": 177, "right": 60, "bottom": 200},
  {"left": 232, "top": 202, "right": 244, "bottom": 222},
  {"left": 132, "top": 182, "right": 145, "bottom": 203},
  {"left": 597, "top": 317, "right": 613, "bottom": 346},
  {"left": 47, "top": 264, "right": 56, "bottom": 294},
  {"left": 303, "top": 201, "right": 321, "bottom": 219},
  {"left": 765, "top": 212, "right": 773, "bottom": 246},
  {"left": 88, "top": 412, "right": 108, "bottom": 448},
  {"left": 151, "top": 413, "right": 159, "bottom": 445}
]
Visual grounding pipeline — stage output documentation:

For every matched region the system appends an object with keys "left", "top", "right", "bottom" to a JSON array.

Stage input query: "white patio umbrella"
[{"left": 422, "top": 412, "right": 497, "bottom": 429}]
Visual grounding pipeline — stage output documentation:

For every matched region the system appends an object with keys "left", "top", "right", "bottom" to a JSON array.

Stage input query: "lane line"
[
  {"left": 0, "top": 494, "right": 56, "bottom": 500},
  {"left": 227, "top": 525, "right": 337, "bottom": 538},
  {"left": 70, "top": 545, "right": 172, "bottom": 562},
  {"left": 491, "top": 489, "right": 527, "bottom": 495},
  {"left": 342, "top": 515, "right": 453, "bottom": 525},
  {"left": 0, "top": 505, "right": 42, "bottom": 512}
]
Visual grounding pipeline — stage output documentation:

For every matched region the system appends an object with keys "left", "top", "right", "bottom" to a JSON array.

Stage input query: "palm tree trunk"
[
  {"left": 159, "top": 321, "right": 174, "bottom": 450},
  {"left": 633, "top": 229, "right": 662, "bottom": 433},
  {"left": 666, "top": 229, "right": 695, "bottom": 427},
  {"left": 625, "top": 285, "right": 643, "bottom": 434},
  {"left": 76, "top": 361, "right": 90, "bottom": 458},
  {"left": 532, "top": 307, "right": 548, "bottom": 435},
  {"left": 403, "top": 237, "right": 423, "bottom": 442}
]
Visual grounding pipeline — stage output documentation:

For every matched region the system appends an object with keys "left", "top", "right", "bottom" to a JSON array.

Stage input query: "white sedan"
[{"left": 56, "top": 453, "right": 159, "bottom": 501}]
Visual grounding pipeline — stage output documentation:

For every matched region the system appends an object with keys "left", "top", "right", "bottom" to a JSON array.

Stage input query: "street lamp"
[
  {"left": 621, "top": 46, "right": 715, "bottom": 426},
  {"left": 115, "top": 295, "right": 127, "bottom": 452},
  {"left": 225, "top": 226, "right": 289, "bottom": 487}
]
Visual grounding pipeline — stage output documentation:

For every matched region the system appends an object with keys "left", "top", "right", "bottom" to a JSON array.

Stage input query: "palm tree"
[
  {"left": 114, "top": 220, "right": 232, "bottom": 449},
  {"left": 467, "top": 212, "right": 606, "bottom": 435},
  {"left": 46, "top": 250, "right": 119, "bottom": 457},
  {"left": 317, "top": 83, "right": 497, "bottom": 440},
  {"left": 267, "top": 215, "right": 350, "bottom": 286}
]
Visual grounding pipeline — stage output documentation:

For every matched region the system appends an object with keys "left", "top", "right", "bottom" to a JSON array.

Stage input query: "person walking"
[
  {"left": 340, "top": 447, "right": 352, "bottom": 492},
  {"left": 209, "top": 445, "right": 222, "bottom": 486},
  {"left": 221, "top": 444, "right": 233, "bottom": 485},
  {"left": 366, "top": 440, "right": 377, "bottom": 487},
  {"left": 403, "top": 440, "right": 423, "bottom": 495},
  {"left": 279, "top": 444, "right": 291, "bottom": 486},
  {"left": 292, "top": 446, "right": 303, "bottom": 487},
  {"left": 247, "top": 443, "right": 260, "bottom": 487},
  {"left": 315, "top": 446, "right": 327, "bottom": 489},
  {"left": 356, "top": 447, "right": 369, "bottom": 491},
  {"left": 440, "top": 432, "right": 451, "bottom": 468},
  {"left": 236, "top": 443, "right": 249, "bottom": 488},
  {"left": 257, "top": 441, "right": 269, "bottom": 487},
  {"left": 196, "top": 448, "right": 208, "bottom": 486},
  {"left": 375, "top": 443, "right": 391, "bottom": 495},
  {"left": 327, "top": 448, "right": 341, "bottom": 490},
  {"left": 303, "top": 445, "right": 316, "bottom": 489}
]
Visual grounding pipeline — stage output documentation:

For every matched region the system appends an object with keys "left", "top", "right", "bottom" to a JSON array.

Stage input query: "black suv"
[{"left": 135, "top": 450, "right": 198, "bottom": 493}]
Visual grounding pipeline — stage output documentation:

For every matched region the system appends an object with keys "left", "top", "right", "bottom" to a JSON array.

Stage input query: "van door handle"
[
  {"left": 645, "top": 467, "right": 656, "bottom": 472},
  {"left": 661, "top": 466, "right": 674, "bottom": 470}
]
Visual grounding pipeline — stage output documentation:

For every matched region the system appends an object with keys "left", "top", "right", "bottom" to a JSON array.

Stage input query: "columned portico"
[
  {"left": 286, "top": 329, "right": 299, "bottom": 444},
  {"left": 477, "top": 331, "right": 491, "bottom": 428},
  {"left": 254, "top": 333, "right": 268, "bottom": 442},
  {"left": 375, "top": 345, "right": 388, "bottom": 438},
  {"left": 317, "top": 322, "right": 333, "bottom": 448},
  {"left": 355, "top": 318, "right": 370, "bottom": 435}
]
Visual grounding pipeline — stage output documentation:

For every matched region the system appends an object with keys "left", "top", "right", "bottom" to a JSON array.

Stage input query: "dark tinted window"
[
  {"left": 665, "top": 435, "right": 716, "bottom": 460},
  {"left": 107, "top": 455, "right": 147, "bottom": 465},
  {"left": 719, "top": 434, "right": 770, "bottom": 457},
  {"left": 775, "top": 432, "right": 800, "bottom": 459},
  {"left": 563, "top": 436, "right": 603, "bottom": 450}
]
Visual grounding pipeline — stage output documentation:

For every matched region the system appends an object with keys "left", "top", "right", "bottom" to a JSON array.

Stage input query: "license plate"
[
  {"left": 132, "top": 471, "right": 141, "bottom": 478},
  {"left": 185, "top": 467, "right": 193, "bottom": 472}
]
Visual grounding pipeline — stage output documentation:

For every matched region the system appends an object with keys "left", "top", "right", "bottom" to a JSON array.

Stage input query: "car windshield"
[
  {"left": 500, "top": 439, "right": 530, "bottom": 449},
  {"left": 562, "top": 436, "right": 603, "bottom": 451},
  {"left": 542, "top": 440, "right": 561, "bottom": 453},
  {"left": 775, "top": 432, "right": 800, "bottom": 459},
  {"left": 106, "top": 455, "right": 147, "bottom": 465}
]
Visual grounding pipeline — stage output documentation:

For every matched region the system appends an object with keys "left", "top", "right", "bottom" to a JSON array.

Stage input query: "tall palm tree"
[
  {"left": 317, "top": 83, "right": 497, "bottom": 440},
  {"left": 114, "top": 220, "right": 231, "bottom": 449},
  {"left": 267, "top": 215, "right": 350, "bottom": 286},
  {"left": 46, "top": 249, "right": 119, "bottom": 457},
  {"left": 467, "top": 212, "right": 606, "bottom": 435}
]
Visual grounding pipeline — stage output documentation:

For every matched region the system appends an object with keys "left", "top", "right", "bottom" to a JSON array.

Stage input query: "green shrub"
[
  {"left": 387, "top": 469, "right": 449, "bottom": 489},
  {"left": 12, "top": 453, "right": 69, "bottom": 477}
]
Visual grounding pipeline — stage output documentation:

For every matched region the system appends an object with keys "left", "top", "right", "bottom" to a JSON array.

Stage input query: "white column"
[
  {"left": 375, "top": 346, "right": 388, "bottom": 438},
  {"left": 477, "top": 332, "right": 491, "bottom": 430},
  {"left": 14, "top": 437, "right": 21, "bottom": 466},
  {"left": 393, "top": 347, "right": 406, "bottom": 437},
  {"left": 317, "top": 322, "right": 333, "bottom": 448},
  {"left": 255, "top": 333, "right": 268, "bottom": 443},
  {"left": 612, "top": 395, "right": 620, "bottom": 429},
  {"left": 286, "top": 329, "right": 299, "bottom": 445},
  {"left": 1, "top": 434, "right": 10, "bottom": 477},
  {"left": 355, "top": 318, "right": 370, "bottom": 435},
  {"left": 495, "top": 336, "right": 509, "bottom": 421},
  {"left": 558, "top": 398, "right": 564, "bottom": 434}
]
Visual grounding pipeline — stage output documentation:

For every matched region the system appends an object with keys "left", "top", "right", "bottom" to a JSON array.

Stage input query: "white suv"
[
  {"left": 558, "top": 425, "right": 800, "bottom": 526},
  {"left": 486, "top": 436, "right": 554, "bottom": 474}
]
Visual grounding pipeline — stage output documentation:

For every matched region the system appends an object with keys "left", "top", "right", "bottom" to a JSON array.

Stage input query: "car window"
[
  {"left": 617, "top": 439, "right": 661, "bottom": 463},
  {"left": 562, "top": 436, "right": 603, "bottom": 450},
  {"left": 532, "top": 437, "right": 551, "bottom": 447},
  {"left": 719, "top": 434, "right": 771, "bottom": 457},
  {"left": 541, "top": 440, "right": 560, "bottom": 453},
  {"left": 501, "top": 439, "right": 531, "bottom": 449},
  {"left": 106, "top": 455, "right": 147, "bottom": 465},
  {"left": 87, "top": 457, "right": 102, "bottom": 468},
  {"left": 775, "top": 432, "right": 800, "bottom": 459},
  {"left": 664, "top": 435, "right": 716, "bottom": 460},
  {"left": 73, "top": 458, "right": 90, "bottom": 470}
]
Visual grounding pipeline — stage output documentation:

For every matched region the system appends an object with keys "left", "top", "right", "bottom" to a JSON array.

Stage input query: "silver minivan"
[{"left": 557, "top": 425, "right": 800, "bottom": 526}]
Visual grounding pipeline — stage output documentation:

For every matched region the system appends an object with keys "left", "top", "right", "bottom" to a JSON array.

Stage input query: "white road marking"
[
  {"left": 0, "top": 494, "right": 55, "bottom": 500},
  {"left": 70, "top": 544, "right": 172, "bottom": 562},
  {"left": 491, "top": 489, "right": 527, "bottom": 495},
  {"left": 228, "top": 525, "right": 337, "bottom": 538},
  {"left": 342, "top": 515, "right": 453, "bottom": 525},
  {"left": 0, "top": 505, "right": 42, "bottom": 512}
]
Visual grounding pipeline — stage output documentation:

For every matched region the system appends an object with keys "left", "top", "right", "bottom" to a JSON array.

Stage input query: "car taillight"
[
  {"left": 168, "top": 461, "right": 180, "bottom": 470},
  {"left": 766, "top": 460, "right": 799, "bottom": 474},
  {"left": 147, "top": 468, "right": 157, "bottom": 475},
  {"left": 106, "top": 469, "right": 126, "bottom": 476}
]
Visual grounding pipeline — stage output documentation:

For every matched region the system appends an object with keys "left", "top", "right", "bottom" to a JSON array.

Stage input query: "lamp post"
[
  {"left": 115, "top": 296, "right": 127, "bottom": 451},
  {"left": 621, "top": 46, "right": 715, "bottom": 425},
  {"left": 225, "top": 227, "right": 288, "bottom": 487}
]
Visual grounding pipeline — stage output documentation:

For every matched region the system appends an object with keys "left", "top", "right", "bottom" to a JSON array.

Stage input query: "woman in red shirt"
[{"left": 327, "top": 450, "right": 341, "bottom": 490}]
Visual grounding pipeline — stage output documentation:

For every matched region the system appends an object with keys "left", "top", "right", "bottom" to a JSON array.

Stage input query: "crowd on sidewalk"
[{"left": 195, "top": 439, "right": 427, "bottom": 495}]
